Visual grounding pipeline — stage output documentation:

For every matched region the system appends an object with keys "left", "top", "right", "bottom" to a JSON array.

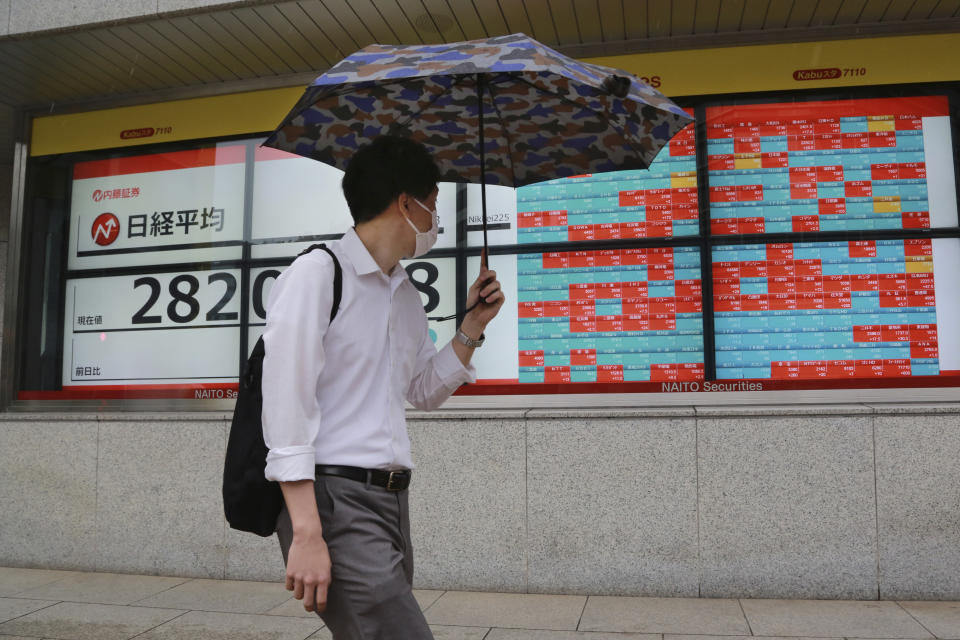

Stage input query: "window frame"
[{"left": 9, "top": 81, "right": 960, "bottom": 410}]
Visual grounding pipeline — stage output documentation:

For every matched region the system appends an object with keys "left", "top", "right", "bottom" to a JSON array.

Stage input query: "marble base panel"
[
  {"left": 526, "top": 417, "right": 699, "bottom": 596},
  {"left": 1, "top": 407, "right": 959, "bottom": 598},
  {"left": 876, "top": 414, "right": 960, "bottom": 600},
  {"left": 0, "top": 421, "right": 99, "bottom": 570},
  {"left": 224, "top": 526, "right": 286, "bottom": 582},
  {"left": 94, "top": 420, "right": 227, "bottom": 577},
  {"left": 407, "top": 418, "right": 527, "bottom": 592},
  {"left": 697, "top": 415, "right": 879, "bottom": 599}
]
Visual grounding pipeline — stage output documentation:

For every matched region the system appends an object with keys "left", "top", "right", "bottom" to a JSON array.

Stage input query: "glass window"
[
  {"left": 711, "top": 238, "right": 958, "bottom": 382},
  {"left": 706, "top": 95, "right": 957, "bottom": 234},
  {"left": 512, "top": 247, "right": 703, "bottom": 384},
  {"left": 15, "top": 89, "right": 960, "bottom": 402}
]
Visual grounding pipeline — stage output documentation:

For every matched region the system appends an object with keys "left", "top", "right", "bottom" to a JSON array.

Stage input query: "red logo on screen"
[
  {"left": 92, "top": 187, "right": 140, "bottom": 201},
  {"left": 91, "top": 213, "right": 120, "bottom": 246},
  {"left": 120, "top": 128, "right": 155, "bottom": 140},
  {"left": 793, "top": 68, "right": 841, "bottom": 81}
]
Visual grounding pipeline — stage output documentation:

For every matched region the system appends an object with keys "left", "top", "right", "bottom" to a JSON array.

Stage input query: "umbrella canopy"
[{"left": 263, "top": 33, "right": 693, "bottom": 189}]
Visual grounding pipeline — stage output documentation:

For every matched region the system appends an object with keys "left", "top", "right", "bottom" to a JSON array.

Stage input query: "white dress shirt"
[{"left": 261, "top": 228, "right": 476, "bottom": 482}]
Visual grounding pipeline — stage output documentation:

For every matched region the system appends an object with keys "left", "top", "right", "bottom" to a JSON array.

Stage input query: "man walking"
[{"left": 262, "top": 135, "right": 504, "bottom": 639}]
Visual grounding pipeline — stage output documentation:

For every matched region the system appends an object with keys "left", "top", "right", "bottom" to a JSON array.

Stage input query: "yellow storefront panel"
[
  {"left": 31, "top": 87, "right": 302, "bottom": 156},
  {"left": 31, "top": 32, "right": 960, "bottom": 157},
  {"left": 585, "top": 33, "right": 960, "bottom": 97}
]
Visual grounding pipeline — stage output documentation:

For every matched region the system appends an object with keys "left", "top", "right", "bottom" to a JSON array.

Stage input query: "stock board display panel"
[
  {"left": 252, "top": 144, "right": 458, "bottom": 258},
  {"left": 515, "top": 120, "right": 698, "bottom": 243},
  {"left": 60, "top": 139, "right": 462, "bottom": 395},
  {"left": 517, "top": 247, "right": 704, "bottom": 384},
  {"left": 67, "top": 143, "right": 246, "bottom": 270},
  {"left": 713, "top": 238, "right": 960, "bottom": 380},
  {"left": 509, "top": 121, "right": 704, "bottom": 386},
  {"left": 65, "top": 269, "right": 242, "bottom": 385},
  {"left": 62, "top": 142, "right": 249, "bottom": 393},
  {"left": 707, "top": 96, "right": 958, "bottom": 234},
  {"left": 46, "top": 94, "right": 960, "bottom": 399},
  {"left": 246, "top": 257, "right": 458, "bottom": 362}
]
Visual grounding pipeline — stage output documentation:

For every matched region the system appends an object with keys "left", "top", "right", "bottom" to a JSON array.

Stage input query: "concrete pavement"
[{"left": 1, "top": 567, "right": 958, "bottom": 639}]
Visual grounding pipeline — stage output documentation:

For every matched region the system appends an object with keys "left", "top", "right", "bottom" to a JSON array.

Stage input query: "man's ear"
[
  {"left": 396, "top": 193, "right": 411, "bottom": 215},
  {"left": 384, "top": 195, "right": 401, "bottom": 219}
]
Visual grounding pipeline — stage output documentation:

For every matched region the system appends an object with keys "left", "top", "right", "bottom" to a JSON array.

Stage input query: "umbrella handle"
[
  {"left": 426, "top": 264, "right": 498, "bottom": 322},
  {"left": 425, "top": 298, "right": 481, "bottom": 322},
  {"left": 426, "top": 74, "right": 490, "bottom": 322},
  {"left": 477, "top": 73, "right": 489, "bottom": 273}
]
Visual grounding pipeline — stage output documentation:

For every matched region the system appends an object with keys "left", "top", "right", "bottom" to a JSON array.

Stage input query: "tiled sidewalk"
[{"left": 1, "top": 567, "right": 959, "bottom": 639}]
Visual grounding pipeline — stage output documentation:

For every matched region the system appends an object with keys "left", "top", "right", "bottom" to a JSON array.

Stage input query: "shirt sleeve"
[
  {"left": 261, "top": 253, "right": 334, "bottom": 482},
  {"left": 405, "top": 322, "right": 476, "bottom": 410}
]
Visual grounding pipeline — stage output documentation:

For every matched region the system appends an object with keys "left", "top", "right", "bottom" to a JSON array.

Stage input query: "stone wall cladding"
[
  {"left": 3, "top": 0, "right": 265, "bottom": 36},
  {"left": 0, "top": 240, "right": 6, "bottom": 357},
  {"left": 0, "top": 404, "right": 958, "bottom": 599}
]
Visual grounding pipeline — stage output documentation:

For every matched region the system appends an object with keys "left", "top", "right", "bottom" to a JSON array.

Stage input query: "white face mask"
[{"left": 403, "top": 197, "right": 439, "bottom": 258}]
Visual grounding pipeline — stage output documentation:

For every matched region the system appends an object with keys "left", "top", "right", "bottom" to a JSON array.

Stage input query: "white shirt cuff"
[
  {"left": 435, "top": 340, "right": 477, "bottom": 385},
  {"left": 264, "top": 446, "right": 316, "bottom": 482}
]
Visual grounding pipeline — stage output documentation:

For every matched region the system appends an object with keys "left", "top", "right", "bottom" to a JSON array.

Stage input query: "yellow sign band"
[{"left": 30, "top": 32, "right": 960, "bottom": 157}]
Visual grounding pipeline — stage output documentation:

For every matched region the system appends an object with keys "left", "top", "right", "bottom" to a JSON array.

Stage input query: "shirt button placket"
[{"left": 387, "top": 286, "right": 400, "bottom": 464}]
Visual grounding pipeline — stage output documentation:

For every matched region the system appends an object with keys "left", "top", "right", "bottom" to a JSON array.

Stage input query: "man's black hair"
[{"left": 341, "top": 135, "right": 441, "bottom": 224}]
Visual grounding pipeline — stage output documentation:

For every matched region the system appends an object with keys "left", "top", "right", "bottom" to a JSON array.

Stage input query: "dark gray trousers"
[{"left": 276, "top": 475, "right": 433, "bottom": 640}]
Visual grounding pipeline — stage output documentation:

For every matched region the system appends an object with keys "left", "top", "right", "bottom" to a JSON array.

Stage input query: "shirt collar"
[
  {"left": 340, "top": 228, "right": 382, "bottom": 276},
  {"left": 340, "top": 228, "right": 410, "bottom": 288}
]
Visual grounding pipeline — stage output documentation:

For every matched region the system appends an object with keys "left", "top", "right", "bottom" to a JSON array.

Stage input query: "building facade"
[{"left": 2, "top": 1, "right": 960, "bottom": 599}]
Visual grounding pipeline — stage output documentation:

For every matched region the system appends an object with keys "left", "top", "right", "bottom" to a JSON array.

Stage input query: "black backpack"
[{"left": 223, "top": 244, "right": 342, "bottom": 536}]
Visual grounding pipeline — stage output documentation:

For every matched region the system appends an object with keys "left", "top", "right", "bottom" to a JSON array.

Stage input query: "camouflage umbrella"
[{"left": 263, "top": 32, "right": 693, "bottom": 253}]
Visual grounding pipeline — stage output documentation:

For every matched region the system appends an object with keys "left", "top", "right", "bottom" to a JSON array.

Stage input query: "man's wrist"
[
  {"left": 459, "top": 316, "right": 484, "bottom": 340},
  {"left": 455, "top": 327, "right": 484, "bottom": 349},
  {"left": 280, "top": 480, "right": 323, "bottom": 539},
  {"left": 293, "top": 529, "right": 324, "bottom": 542},
  {"left": 292, "top": 520, "right": 323, "bottom": 539}
]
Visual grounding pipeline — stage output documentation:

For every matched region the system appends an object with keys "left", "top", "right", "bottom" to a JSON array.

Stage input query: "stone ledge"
[
  {"left": 525, "top": 406, "right": 695, "bottom": 418},
  {"left": 0, "top": 412, "right": 101, "bottom": 422},
  {"left": 694, "top": 404, "right": 874, "bottom": 417},
  {"left": 406, "top": 409, "right": 529, "bottom": 420},
  {"left": 96, "top": 412, "right": 231, "bottom": 422},
  {"left": 0, "top": 412, "right": 229, "bottom": 422},
  {"left": 4, "top": 403, "right": 960, "bottom": 423},
  {"left": 865, "top": 402, "right": 960, "bottom": 414}
]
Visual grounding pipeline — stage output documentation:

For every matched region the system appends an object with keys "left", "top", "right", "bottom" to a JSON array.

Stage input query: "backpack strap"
[{"left": 297, "top": 243, "right": 342, "bottom": 323}]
